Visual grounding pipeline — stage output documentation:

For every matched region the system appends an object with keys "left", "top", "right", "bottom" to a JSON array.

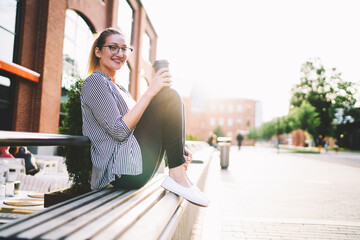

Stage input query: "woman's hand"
[
  {"left": 183, "top": 147, "right": 193, "bottom": 171},
  {"left": 146, "top": 68, "right": 172, "bottom": 97}
]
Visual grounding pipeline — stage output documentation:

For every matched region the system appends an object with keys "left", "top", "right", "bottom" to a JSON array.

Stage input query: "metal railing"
[{"left": 0, "top": 130, "right": 90, "bottom": 146}]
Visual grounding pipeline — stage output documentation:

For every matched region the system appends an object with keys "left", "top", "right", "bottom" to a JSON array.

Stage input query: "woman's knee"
[{"left": 157, "top": 87, "right": 182, "bottom": 104}]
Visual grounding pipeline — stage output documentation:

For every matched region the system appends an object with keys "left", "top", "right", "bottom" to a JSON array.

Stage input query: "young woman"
[{"left": 81, "top": 28, "right": 209, "bottom": 207}]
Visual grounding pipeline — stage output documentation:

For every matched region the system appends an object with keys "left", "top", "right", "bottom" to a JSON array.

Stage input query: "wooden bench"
[{"left": 0, "top": 131, "right": 214, "bottom": 239}]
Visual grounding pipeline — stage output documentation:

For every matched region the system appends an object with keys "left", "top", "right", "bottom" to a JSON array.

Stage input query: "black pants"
[{"left": 112, "top": 88, "right": 186, "bottom": 189}]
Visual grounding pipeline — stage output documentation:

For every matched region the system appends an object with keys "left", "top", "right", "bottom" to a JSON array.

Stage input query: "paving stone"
[{"left": 191, "top": 147, "right": 360, "bottom": 239}]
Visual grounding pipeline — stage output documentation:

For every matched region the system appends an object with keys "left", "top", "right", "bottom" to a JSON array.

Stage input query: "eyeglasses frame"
[{"left": 102, "top": 45, "right": 134, "bottom": 55}]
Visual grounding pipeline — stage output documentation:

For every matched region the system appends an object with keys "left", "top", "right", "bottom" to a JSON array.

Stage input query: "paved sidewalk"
[{"left": 191, "top": 146, "right": 360, "bottom": 239}]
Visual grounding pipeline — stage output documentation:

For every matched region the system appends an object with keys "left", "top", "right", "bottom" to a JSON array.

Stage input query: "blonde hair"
[{"left": 88, "top": 28, "right": 125, "bottom": 75}]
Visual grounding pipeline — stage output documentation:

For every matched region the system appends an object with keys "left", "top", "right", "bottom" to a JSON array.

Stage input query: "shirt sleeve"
[{"left": 81, "top": 74, "right": 131, "bottom": 142}]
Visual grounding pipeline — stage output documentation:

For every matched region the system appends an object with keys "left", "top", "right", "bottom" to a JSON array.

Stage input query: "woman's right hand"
[{"left": 147, "top": 68, "right": 172, "bottom": 97}]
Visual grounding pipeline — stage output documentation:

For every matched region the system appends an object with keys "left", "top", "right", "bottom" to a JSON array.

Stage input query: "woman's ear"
[{"left": 94, "top": 47, "right": 101, "bottom": 59}]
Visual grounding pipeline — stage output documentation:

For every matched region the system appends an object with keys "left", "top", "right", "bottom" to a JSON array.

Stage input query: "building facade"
[
  {"left": 0, "top": 0, "right": 157, "bottom": 133},
  {"left": 184, "top": 96, "right": 262, "bottom": 145}
]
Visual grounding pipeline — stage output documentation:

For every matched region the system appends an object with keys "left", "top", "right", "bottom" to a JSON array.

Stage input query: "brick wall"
[
  {"left": 12, "top": 0, "right": 156, "bottom": 133},
  {"left": 184, "top": 96, "right": 257, "bottom": 145}
]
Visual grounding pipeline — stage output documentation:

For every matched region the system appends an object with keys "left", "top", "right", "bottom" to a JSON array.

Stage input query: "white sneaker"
[{"left": 161, "top": 176, "right": 209, "bottom": 207}]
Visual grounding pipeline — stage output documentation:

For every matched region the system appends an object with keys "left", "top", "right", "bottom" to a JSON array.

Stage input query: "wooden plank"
[
  {"left": 46, "top": 177, "right": 163, "bottom": 239},
  {"left": 158, "top": 198, "right": 189, "bottom": 240},
  {"left": 118, "top": 191, "right": 182, "bottom": 240},
  {"left": 0, "top": 188, "right": 115, "bottom": 238},
  {"left": 0, "top": 60, "right": 40, "bottom": 83},
  {"left": 91, "top": 188, "right": 166, "bottom": 240},
  {"left": 16, "top": 190, "right": 129, "bottom": 239},
  {"left": 66, "top": 175, "right": 165, "bottom": 240}
]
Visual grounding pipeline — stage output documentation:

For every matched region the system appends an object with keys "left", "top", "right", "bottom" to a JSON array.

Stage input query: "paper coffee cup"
[{"left": 153, "top": 60, "right": 169, "bottom": 73}]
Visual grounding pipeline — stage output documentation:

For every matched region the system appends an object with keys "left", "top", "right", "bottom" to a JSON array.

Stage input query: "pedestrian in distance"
[
  {"left": 316, "top": 135, "right": 323, "bottom": 153},
  {"left": 207, "top": 133, "right": 218, "bottom": 149},
  {"left": 236, "top": 131, "right": 243, "bottom": 150},
  {"left": 334, "top": 138, "right": 339, "bottom": 154},
  {"left": 324, "top": 137, "right": 329, "bottom": 153},
  {"left": 81, "top": 28, "right": 209, "bottom": 207}
]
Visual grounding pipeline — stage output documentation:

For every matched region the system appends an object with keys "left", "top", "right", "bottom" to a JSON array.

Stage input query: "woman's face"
[{"left": 95, "top": 34, "right": 129, "bottom": 75}]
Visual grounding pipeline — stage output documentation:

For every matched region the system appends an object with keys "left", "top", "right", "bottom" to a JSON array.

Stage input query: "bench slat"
[
  {"left": 91, "top": 188, "right": 165, "bottom": 240},
  {"left": 50, "top": 176, "right": 164, "bottom": 239},
  {"left": 159, "top": 197, "right": 189, "bottom": 240},
  {"left": 0, "top": 188, "right": 115, "bottom": 238},
  {"left": 66, "top": 175, "right": 165, "bottom": 240},
  {"left": 17, "top": 190, "right": 129, "bottom": 239},
  {"left": 119, "top": 191, "right": 182, "bottom": 240}
]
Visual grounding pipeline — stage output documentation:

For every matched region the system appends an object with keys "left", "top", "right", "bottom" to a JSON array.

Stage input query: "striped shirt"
[{"left": 81, "top": 71, "right": 142, "bottom": 190}]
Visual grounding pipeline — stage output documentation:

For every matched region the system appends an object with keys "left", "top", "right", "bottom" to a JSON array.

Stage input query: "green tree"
[
  {"left": 290, "top": 58, "right": 357, "bottom": 138},
  {"left": 58, "top": 78, "right": 92, "bottom": 194},
  {"left": 213, "top": 126, "right": 225, "bottom": 138},
  {"left": 288, "top": 101, "right": 320, "bottom": 141},
  {"left": 248, "top": 119, "right": 279, "bottom": 140}
]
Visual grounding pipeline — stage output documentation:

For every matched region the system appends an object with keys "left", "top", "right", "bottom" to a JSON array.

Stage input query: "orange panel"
[{"left": 0, "top": 60, "right": 40, "bottom": 83}]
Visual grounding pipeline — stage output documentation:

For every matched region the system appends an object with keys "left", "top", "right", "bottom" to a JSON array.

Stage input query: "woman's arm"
[
  {"left": 122, "top": 68, "right": 172, "bottom": 130},
  {"left": 81, "top": 74, "right": 131, "bottom": 142}
]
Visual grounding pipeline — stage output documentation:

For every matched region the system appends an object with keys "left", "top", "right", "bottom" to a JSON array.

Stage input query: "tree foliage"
[
  {"left": 290, "top": 58, "right": 357, "bottom": 139},
  {"left": 58, "top": 78, "right": 92, "bottom": 194},
  {"left": 248, "top": 101, "right": 320, "bottom": 141},
  {"left": 287, "top": 101, "right": 321, "bottom": 139},
  {"left": 249, "top": 58, "right": 358, "bottom": 146},
  {"left": 213, "top": 126, "right": 225, "bottom": 138}
]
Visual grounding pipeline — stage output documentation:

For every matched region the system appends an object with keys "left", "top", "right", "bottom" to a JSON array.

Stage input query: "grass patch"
[{"left": 278, "top": 146, "right": 320, "bottom": 154}]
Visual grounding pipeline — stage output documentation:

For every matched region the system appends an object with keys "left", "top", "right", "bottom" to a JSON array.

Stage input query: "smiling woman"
[{"left": 81, "top": 28, "right": 210, "bottom": 207}]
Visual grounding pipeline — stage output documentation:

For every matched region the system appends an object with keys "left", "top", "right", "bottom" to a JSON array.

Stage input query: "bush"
[
  {"left": 58, "top": 78, "right": 92, "bottom": 194},
  {"left": 185, "top": 132, "right": 202, "bottom": 141}
]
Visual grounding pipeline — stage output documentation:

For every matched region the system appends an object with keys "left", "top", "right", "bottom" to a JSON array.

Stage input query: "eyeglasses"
[{"left": 102, "top": 45, "right": 133, "bottom": 55}]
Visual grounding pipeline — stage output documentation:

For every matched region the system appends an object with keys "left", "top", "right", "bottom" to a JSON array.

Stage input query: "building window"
[
  {"left": 228, "top": 104, "right": 233, "bottom": 113},
  {"left": 142, "top": 32, "right": 151, "bottom": 62},
  {"left": 0, "top": 0, "right": 19, "bottom": 130},
  {"left": 116, "top": 62, "right": 131, "bottom": 91},
  {"left": 237, "top": 104, "right": 242, "bottom": 112},
  {"left": 62, "top": 10, "right": 94, "bottom": 88},
  {"left": 0, "top": 76, "right": 13, "bottom": 130},
  {"left": 236, "top": 118, "right": 242, "bottom": 124},
  {"left": 219, "top": 104, "right": 224, "bottom": 112},
  {"left": 0, "top": 0, "right": 17, "bottom": 62},
  {"left": 219, "top": 118, "right": 224, "bottom": 126},
  {"left": 210, "top": 118, "right": 216, "bottom": 126},
  {"left": 228, "top": 118, "right": 233, "bottom": 126},
  {"left": 117, "top": 0, "right": 134, "bottom": 44},
  {"left": 210, "top": 104, "right": 216, "bottom": 112},
  {"left": 61, "top": 10, "right": 94, "bottom": 125}
]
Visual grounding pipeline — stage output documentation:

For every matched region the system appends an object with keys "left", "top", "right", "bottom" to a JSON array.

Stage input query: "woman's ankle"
[{"left": 169, "top": 165, "right": 192, "bottom": 187}]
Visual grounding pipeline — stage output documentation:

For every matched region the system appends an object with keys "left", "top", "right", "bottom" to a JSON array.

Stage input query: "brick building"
[
  {"left": 184, "top": 94, "right": 262, "bottom": 146},
  {"left": 0, "top": 0, "right": 157, "bottom": 133}
]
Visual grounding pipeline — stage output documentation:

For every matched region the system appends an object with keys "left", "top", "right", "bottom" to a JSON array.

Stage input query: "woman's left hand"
[{"left": 183, "top": 147, "right": 193, "bottom": 170}]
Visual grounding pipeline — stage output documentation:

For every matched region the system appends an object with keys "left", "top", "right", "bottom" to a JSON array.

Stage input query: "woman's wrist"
[{"left": 145, "top": 88, "right": 157, "bottom": 99}]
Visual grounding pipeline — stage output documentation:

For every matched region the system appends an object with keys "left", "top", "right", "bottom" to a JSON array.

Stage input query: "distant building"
[{"left": 184, "top": 93, "right": 262, "bottom": 145}]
